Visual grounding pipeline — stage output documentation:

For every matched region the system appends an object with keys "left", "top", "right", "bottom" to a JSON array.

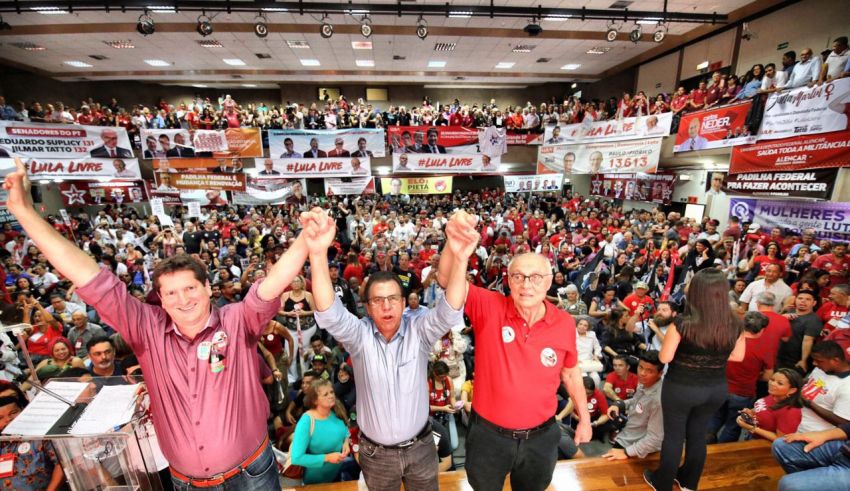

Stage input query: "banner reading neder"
[{"left": 674, "top": 101, "right": 756, "bottom": 152}]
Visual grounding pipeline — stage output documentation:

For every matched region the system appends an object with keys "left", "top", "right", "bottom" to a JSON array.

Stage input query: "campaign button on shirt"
[
  {"left": 540, "top": 347, "right": 557, "bottom": 367},
  {"left": 502, "top": 326, "right": 516, "bottom": 343}
]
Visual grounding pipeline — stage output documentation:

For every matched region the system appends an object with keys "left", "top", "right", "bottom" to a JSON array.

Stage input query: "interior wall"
[
  {"left": 636, "top": 52, "right": 681, "bottom": 96},
  {"left": 735, "top": 0, "right": 850, "bottom": 74},
  {"left": 680, "top": 28, "right": 738, "bottom": 81},
  {"left": 578, "top": 67, "right": 637, "bottom": 102}
]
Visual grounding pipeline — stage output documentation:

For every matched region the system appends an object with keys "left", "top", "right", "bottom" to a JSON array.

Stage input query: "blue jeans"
[
  {"left": 358, "top": 433, "right": 438, "bottom": 491},
  {"left": 708, "top": 393, "right": 754, "bottom": 443},
  {"left": 170, "top": 443, "right": 278, "bottom": 491},
  {"left": 772, "top": 438, "right": 850, "bottom": 491}
]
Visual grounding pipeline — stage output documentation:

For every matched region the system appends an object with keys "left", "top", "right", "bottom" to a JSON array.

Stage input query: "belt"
[
  {"left": 169, "top": 435, "right": 269, "bottom": 488},
  {"left": 472, "top": 411, "right": 555, "bottom": 440},
  {"left": 361, "top": 422, "right": 432, "bottom": 449}
]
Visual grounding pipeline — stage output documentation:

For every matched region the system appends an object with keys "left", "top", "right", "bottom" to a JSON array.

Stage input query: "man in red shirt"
[
  {"left": 604, "top": 356, "right": 639, "bottom": 401},
  {"left": 624, "top": 281, "right": 656, "bottom": 338},
  {"left": 755, "top": 292, "right": 792, "bottom": 364},
  {"left": 687, "top": 81, "right": 707, "bottom": 111},
  {"left": 670, "top": 86, "right": 689, "bottom": 114},
  {"left": 812, "top": 242, "right": 849, "bottom": 289},
  {"left": 437, "top": 249, "right": 590, "bottom": 490},
  {"left": 816, "top": 284, "right": 850, "bottom": 335},
  {"left": 527, "top": 211, "right": 544, "bottom": 241}
]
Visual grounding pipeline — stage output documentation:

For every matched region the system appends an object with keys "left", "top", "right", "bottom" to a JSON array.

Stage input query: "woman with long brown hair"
[{"left": 645, "top": 268, "right": 746, "bottom": 491}]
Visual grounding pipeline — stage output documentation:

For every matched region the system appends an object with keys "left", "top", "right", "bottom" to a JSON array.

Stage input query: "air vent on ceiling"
[
  {"left": 536, "top": 57, "right": 551, "bottom": 63},
  {"left": 434, "top": 42, "right": 456, "bottom": 51},
  {"left": 12, "top": 42, "right": 46, "bottom": 51},
  {"left": 587, "top": 46, "right": 612, "bottom": 55},
  {"left": 455, "top": 76, "right": 466, "bottom": 80},
  {"left": 393, "top": 55, "right": 406, "bottom": 60},
  {"left": 513, "top": 45, "right": 536, "bottom": 53},
  {"left": 89, "top": 54, "right": 108, "bottom": 60},
  {"left": 197, "top": 39, "right": 224, "bottom": 48},
  {"left": 255, "top": 53, "right": 272, "bottom": 59},
  {"left": 103, "top": 40, "right": 134, "bottom": 49},
  {"left": 231, "top": 74, "right": 243, "bottom": 79},
  {"left": 609, "top": 0, "right": 633, "bottom": 8}
]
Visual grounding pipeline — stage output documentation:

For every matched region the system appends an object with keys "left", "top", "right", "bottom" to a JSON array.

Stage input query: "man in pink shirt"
[{"left": 2, "top": 157, "right": 311, "bottom": 490}]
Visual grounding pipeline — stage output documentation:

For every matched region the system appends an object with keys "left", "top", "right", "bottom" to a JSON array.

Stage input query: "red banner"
[
  {"left": 506, "top": 132, "right": 543, "bottom": 145},
  {"left": 730, "top": 130, "right": 850, "bottom": 174},
  {"left": 59, "top": 180, "right": 148, "bottom": 206},
  {"left": 386, "top": 126, "right": 478, "bottom": 154},
  {"left": 674, "top": 101, "right": 756, "bottom": 152}
]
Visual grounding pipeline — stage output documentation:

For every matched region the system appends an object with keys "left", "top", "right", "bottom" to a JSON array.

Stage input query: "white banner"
[
  {"left": 392, "top": 153, "right": 500, "bottom": 173},
  {"left": 324, "top": 177, "right": 376, "bottom": 196},
  {"left": 0, "top": 121, "right": 133, "bottom": 159},
  {"left": 0, "top": 157, "right": 141, "bottom": 181},
  {"left": 759, "top": 77, "right": 850, "bottom": 140},
  {"left": 536, "top": 138, "right": 662, "bottom": 175},
  {"left": 542, "top": 113, "right": 673, "bottom": 144},
  {"left": 504, "top": 174, "right": 564, "bottom": 193},
  {"left": 231, "top": 177, "right": 306, "bottom": 205},
  {"left": 254, "top": 157, "right": 371, "bottom": 178},
  {"left": 268, "top": 128, "right": 386, "bottom": 158}
]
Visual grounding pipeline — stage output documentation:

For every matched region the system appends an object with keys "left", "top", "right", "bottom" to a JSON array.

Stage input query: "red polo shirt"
[
  {"left": 622, "top": 293, "right": 654, "bottom": 317},
  {"left": 605, "top": 371, "right": 638, "bottom": 399},
  {"left": 465, "top": 284, "right": 577, "bottom": 429}
]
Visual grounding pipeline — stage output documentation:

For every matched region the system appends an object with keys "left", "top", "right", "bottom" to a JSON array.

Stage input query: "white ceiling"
[{"left": 0, "top": 0, "right": 759, "bottom": 85}]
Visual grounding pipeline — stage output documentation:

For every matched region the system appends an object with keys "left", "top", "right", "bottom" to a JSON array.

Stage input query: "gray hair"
[
  {"left": 832, "top": 284, "right": 850, "bottom": 296},
  {"left": 755, "top": 291, "right": 776, "bottom": 307},
  {"left": 565, "top": 284, "right": 579, "bottom": 294}
]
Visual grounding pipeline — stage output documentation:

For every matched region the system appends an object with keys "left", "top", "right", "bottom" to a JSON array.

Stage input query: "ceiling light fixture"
[
  {"left": 653, "top": 23, "right": 668, "bottom": 43},
  {"left": 416, "top": 15, "right": 428, "bottom": 40},
  {"left": 0, "top": 15, "right": 9, "bottom": 31},
  {"left": 629, "top": 24, "right": 642, "bottom": 43},
  {"left": 606, "top": 22, "right": 619, "bottom": 42},
  {"left": 148, "top": 6, "right": 176, "bottom": 14},
  {"left": 196, "top": 15, "right": 213, "bottom": 37},
  {"left": 223, "top": 58, "right": 246, "bottom": 66},
  {"left": 64, "top": 61, "right": 94, "bottom": 68},
  {"left": 448, "top": 11, "right": 473, "bottom": 19},
  {"left": 254, "top": 14, "right": 268, "bottom": 38},
  {"left": 144, "top": 59, "right": 170, "bottom": 66},
  {"left": 523, "top": 19, "right": 543, "bottom": 37},
  {"left": 428, "top": 61, "right": 447, "bottom": 68},
  {"left": 560, "top": 63, "right": 581, "bottom": 70},
  {"left": 495, "top": 62, "right": 515, "bottom": 69},
  {"left": 137, "top": 12, "right": 155, "bottom": 36},
  {"left": 32, "top": 7, "right": 68, "bottom": 15},
  {"left": 356, "top": 59, "right": 375, "bottom": 67},
  {"left": 360, "top": 15, "right": 372, "bottom": 38},
  {"left": 320, "top": 14, "right": 333, "bottom": 39},
  {"left": 300, "top": 59, "right": 321, "bottom": 66}
]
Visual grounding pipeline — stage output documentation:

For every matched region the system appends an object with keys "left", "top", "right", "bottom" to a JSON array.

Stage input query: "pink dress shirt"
[{"left": 76, "top": 268, "right": 280, "bottom": 477}]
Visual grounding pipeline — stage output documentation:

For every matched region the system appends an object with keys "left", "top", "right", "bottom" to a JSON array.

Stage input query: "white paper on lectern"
[
  {"left": 69, "top": 384, "right": 141, "bottom": 435},
  {"left": 2, "top": 381, "right": 89, "bottom": 436}
]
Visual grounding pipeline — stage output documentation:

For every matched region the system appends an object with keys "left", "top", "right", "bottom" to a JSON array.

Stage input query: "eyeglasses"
[
  {"left": 508, "top": 273, "right": 552, "bottom": 286},
  {"left": 368, "top": 295, "right": 403, "bottom": 307}
]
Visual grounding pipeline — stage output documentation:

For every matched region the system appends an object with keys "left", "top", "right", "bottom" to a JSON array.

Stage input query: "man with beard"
[{"left": 646, "top": 301, "right": 681, "bottom": 351}]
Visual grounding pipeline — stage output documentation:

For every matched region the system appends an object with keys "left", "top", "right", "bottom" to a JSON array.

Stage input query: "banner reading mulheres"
[
  {"left": 543, "top": 112, "right": 673, "bottom": 144},
  {"left": 759, "top": 77, "right": 850, "bottom": 140},
  {"left": 392, "top": 153, "right": 500, "bottom": 173},
  {"left": 0, "top": 121, "right": 133, "bottom": 159},
  {"left": 729, "top": 198, "right": 850, "bottom": 241},
  {"left": 0, "top": 157, "right": 141, "bottom": 181},
  {"left": 253, "top": 157, "right": 372, "bottom": 178},
  {"left": 589, "top": 173, "right": 675, "bottom": 204},
  {"left": 504, "top": 174, "right": 564, "bottom": 193},
  {"left": 324, "top": 177, "right": 376, "bottom": 196},
  {"left": 674, "top": 101, "right": 756, "bottom": 152},
  {"left": 380, "top": 177, "right": 453, "bottom": 195},
  {"left": 268, "top": 128, "right": 386, "bottom": 158},
  {"left": 537, "top": 138, "right": 661, "bottom": 175},
  {"left": 730, "top": 130, "right": 850, "bottom": 174},
  {"left": 59, "top": 180, "right": 148, "bottom": 206}
]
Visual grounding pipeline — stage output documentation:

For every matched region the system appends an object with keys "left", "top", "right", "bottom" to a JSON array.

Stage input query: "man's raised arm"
[
  {"left": 4, "top": 158, "right": 100, "bottom": 286},
  {"left": 437, "top": 211, "right": 478, "bottom": 290},
  {"left": 302, "top": 208, "right": 339, "bottom": 312}
]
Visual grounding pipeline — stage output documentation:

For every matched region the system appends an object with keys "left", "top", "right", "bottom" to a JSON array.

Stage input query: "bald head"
[{"left": 508, "top": 253, "right": 551, "bottom": 274}]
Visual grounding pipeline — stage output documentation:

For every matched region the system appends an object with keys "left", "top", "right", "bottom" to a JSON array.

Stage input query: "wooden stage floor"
[{"left": 299, "top": 440, "right": 784, "bottom": 490}]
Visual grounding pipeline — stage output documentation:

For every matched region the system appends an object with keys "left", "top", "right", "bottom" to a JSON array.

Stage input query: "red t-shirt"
[
  {"left": 605, "top": 371, "right": 638, "bottom": 400},
  {"left": 752, "top": 395, "right": 802, "bottom": 438},
  {"left": 527, "top": 218, "right": 544, "bottom": 240},
  {"left": 690, "top": 89, "right": 706, "bottom": 106},
  {"left": 817, "top": 302, "right": 850, "bottom": 335},
  {"left": 756, "top": 311, "right": 792, "bottom": 365},
  {"left": 812, "top": 254, "right": 850, "bottom": 288},
  {"left": 428, "top": 376, "right": 453, "bottom": 413},
  {"left": 465, "top": 285, "right": 577, "bottom": 429},
  {"left": 26, "top": 325, "right": 63, "bottom": 357},
  {"left": 622, "top": 293, "right": 655, "bottom": 317},
  {"left": 584, "top": 389, "right": 609, "bottom": 420},
  {"left": 726, "top": 337, "right": 774, "bottom": 397}
]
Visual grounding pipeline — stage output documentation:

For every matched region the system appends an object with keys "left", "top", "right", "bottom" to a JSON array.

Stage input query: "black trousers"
[
  {"left": 465, "top": 414, "right": 561, "bottom": 491},
  {"left": 649, "top": 377, "right": 727, "bottom": 491}
]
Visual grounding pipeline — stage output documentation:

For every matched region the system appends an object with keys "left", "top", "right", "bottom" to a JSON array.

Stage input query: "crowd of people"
[
  {"left": 1, "top": 36, "right": 847, "bottom": 140},
  {"left": 0, "top": 148, "right": 847, "bottom": 489}
]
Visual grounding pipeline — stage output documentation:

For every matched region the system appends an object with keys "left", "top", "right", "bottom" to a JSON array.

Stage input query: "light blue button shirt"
[{"left": 314, "top": 296, "right": 462, "bottom": 445}]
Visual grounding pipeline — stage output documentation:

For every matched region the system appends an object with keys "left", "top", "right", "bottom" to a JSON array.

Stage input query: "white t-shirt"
[{"left": 798, "top": 367, "right": 850, "bottom": 432}]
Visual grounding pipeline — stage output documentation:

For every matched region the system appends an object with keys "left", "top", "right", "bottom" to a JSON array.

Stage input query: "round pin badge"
[
  {"left": 266, "top": 334, "right": 275, "bottom": 342},
  {"left": 540, "top": 347, "right": 557, "bottom": 367},
  {"left": 17, "top": 442, "right": 30, "bottom": 454},
  {"left": 212, "top": 331, "right": 228, "bottom": 351},
  {"left": 501, "top": 326, "right": 516, "bottom": 344}
]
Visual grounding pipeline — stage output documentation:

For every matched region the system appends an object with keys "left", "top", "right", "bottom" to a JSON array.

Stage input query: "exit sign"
[{"left": 777, "top": 42, "right": 789, "bottom": 50}]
